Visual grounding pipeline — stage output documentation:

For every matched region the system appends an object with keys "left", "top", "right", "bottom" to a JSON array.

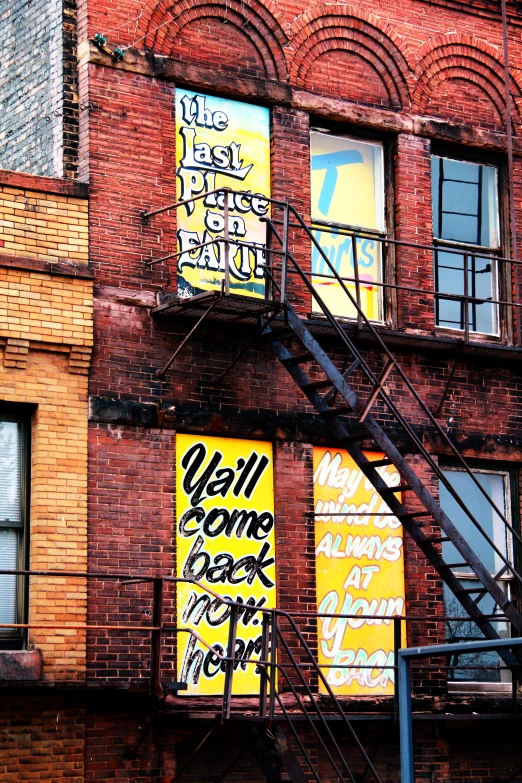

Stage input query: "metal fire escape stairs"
[
  {"left": 144, "top": 191, "right": 522, "bottom": 781},
  {"left": 266, "top": 302, "right": 522, "bottom": 662},
  {"left": 259, "top": 206, "right": 522, "bottom": 672}
]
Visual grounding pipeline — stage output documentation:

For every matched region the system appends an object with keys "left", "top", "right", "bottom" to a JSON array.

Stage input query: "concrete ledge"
[
  {"left": 0, "top": 253, "right": 94, "bottom": 279},
  {"left": 78, "top": 40, "right": 521, "bottom": 154},
  {"left": 0, "top": 650, "right": 42, "bottom": 681},
  {"left": 0, "top": 170, "right": 88, "bottom": 199}
]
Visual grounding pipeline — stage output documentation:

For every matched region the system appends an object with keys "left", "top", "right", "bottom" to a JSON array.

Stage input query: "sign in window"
[
  {"left": 176, "top": 434, "right": 276, "bottom": 695},
  {"left": 311, "top": 132, "right": 385, "bottom": 321},
  {"left": 313, "top": 447, "right": 405, "bottom": 695},
  {"left": 175, "top": 90, "right": 271, "bottom": 298}
]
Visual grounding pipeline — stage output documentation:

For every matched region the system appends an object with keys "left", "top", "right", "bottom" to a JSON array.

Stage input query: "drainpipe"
[{"left": 501, "top": 0, "right": 520, "bottom": 343}]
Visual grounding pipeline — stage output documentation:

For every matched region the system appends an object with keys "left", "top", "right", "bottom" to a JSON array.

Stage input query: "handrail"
[
  {"left": 279, "top": 204, "right": 522, "bottom": 581},
  {"left": 143, "top": 189, "right": 522, "bottom": 267},
  {"left": 266, "top": 206, "right": 522, "bottom": 592},
  {"left": 0, "top": 566, "right": 511, "bottom": 623},
  {"left": 275, "top": 616, "right": 383, "bottom": 782},
  {"left": 399, "top": 637, "right": 522, "bottom": 783}
]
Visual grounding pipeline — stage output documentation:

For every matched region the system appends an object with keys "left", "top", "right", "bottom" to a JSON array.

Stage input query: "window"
[
  {"left": 0, "top": 412, "right": 29, "bottom": 649},
  {"left": 311, "top": 131, "right": 385, "bottom": 322},
  {"left": 439, "top": 467, "right": 515, "bottom": 689},
  {"left": 432, "top": 156, "right": 501, "bottom": 336}
]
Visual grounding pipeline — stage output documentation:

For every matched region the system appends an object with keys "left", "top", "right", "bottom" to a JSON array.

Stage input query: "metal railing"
[
  {"left": 1, "top": 567, "right": 518, "bottom": 781},
  {"left": 399, "top": 637, "right": 522, "bottom": 783},
  {"left": 142, "top": 187, "right": 522, "bottom": 345}
]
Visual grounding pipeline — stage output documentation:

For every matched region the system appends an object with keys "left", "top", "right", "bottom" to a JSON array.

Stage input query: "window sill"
[
  {"left": 0, "top": 650, "right": 42, "bottom": 681},
  {"left": 296, "top": 315, "right": 522, "bottom": 361},
  {"left": 448, "top": 681, "right": 512, "bottom": 695},
  {"left": 308, "top": 311, "right": 387, "bottom": 327},
  {"left": 434, "top": 326, "right": 502, "bottom": 343}
]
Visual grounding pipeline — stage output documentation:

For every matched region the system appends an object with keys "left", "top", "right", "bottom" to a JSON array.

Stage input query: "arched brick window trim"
[
  {"left": 412, "top": 35, "right": 522, "bottom": 128},
  {"left": 137, "top": 0, "right": 289, "bottom": 81},
  {"left": 289, "top": 5, "right": 411, "bottom": 111}
]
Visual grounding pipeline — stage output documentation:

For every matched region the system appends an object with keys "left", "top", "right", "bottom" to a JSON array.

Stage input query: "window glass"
[
  {"left": 0, "top": 529, "right": 18, "bottom": 626},
  {"left": 0, "top": 422, "right": 21, "bottom": 525},
  {"left": 432, "top": 156, "right": 500, "bottom": 335},
  {"left": 439, "top": 469, "right": 512, "bottom": 684},
  {"left": 0, "top": 419, "right": 25, "bottom": 642},
  {"left": 311, "top": 132, "right": 385, "bottom": 322},
  {"left": 432, "top": 157, "right": 499, "bottom": 248}
]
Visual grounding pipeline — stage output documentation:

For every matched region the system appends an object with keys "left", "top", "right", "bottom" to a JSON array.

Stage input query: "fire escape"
[{"left": 138, "top": 188, "right": 522, "bottom": 781}]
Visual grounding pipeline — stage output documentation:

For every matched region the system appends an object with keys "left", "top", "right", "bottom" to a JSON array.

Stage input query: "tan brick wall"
[
  {"left": 0, "top": 186, "right": 88, "bottom": 264},
  {"left": 0, "top": 269, "right": 93, "bottom": 347},
  {"left": 0, "top": 186, "right": 92, "bottom": 680}
]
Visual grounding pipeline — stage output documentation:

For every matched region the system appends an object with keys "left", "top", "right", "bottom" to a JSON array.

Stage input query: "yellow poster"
[
  {"left": 175, "top": 90, "right": 271, "bottom": 298},
  {"left": 311, "top": 132, "right": 384, "bottom": 321},
  {"left": 313, "top": 447, "right": 405, "bottom": 696},
  {"left": 176, "top": 434, "right": 276, "bottom": 695}
]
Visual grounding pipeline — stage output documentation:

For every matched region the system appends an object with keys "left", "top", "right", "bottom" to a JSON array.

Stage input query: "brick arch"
[
  {"left": 289, "top": 4, "right": 411, "bottom": 110},
  {"left": 413, "top": 36, "right": 522, "bottom": 129},
  {"left": 136, "top": 0, "right": 289, "bottom": 81}
]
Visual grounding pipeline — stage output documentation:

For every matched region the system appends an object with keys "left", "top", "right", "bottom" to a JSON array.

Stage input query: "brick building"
[{"left": 4, "top": 0, "right": 522, "bottom": 780}]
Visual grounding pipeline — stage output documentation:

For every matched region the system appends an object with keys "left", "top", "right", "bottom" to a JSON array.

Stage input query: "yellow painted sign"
[
  {"left": 175, "top": 90, "right": 271, "bottom": 298},
  {"left": 311, "top": 132, "right": 384, "bottom": 321},
  {"left": 313, "top": 447, "right": 405, "bottom": 695},
  {"left": 176, "top": 434, "right": 276, "bottom": 695}
]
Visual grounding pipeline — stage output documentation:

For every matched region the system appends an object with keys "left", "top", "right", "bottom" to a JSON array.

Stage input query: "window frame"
[
  {"left": 309, "top": 124, "right": 397, "bottom": 327},
  {"left": 430, "top": 145, "right": 510, "bottom": 341},
  {"left": 438, "top": 461, "right": 520, "bottom": 692},
  {"left": 0, "top": 405, "right": 31, "bottom": 650}
]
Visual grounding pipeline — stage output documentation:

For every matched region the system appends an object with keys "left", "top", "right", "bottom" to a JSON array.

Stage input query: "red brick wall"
[
  {"left": 83, "top": 66, "right": 175, "bottom": 291},
  {"left": 304, "top": 51, "right": 393, "bottom": 108},
  {"left": 394, "top": 134, "right": 434, "bottom": 332},
  {"left": 170, "top": 19, "right": 271, "bottom": 80},
  {"left": 0, "top": 696, "right": 85, "bottom": 782},
  {"left": 88, "top": 424, "right": 176, "bottom": 682},
  {"left": 77, "top": 0, "right": 522, "bottom": 779}
]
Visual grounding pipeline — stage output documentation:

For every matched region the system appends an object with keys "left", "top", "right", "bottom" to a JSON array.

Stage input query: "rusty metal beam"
[{"left": 156, "top": 296, "right": 220, "bottom": 378}]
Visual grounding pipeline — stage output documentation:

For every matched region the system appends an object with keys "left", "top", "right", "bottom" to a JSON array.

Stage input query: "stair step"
[
  {"left": 274, "top": 327, "right": 295, "bottom": 340},
  {"left": 338, "top": 432, "right": 371, "bottom": 443},
  {"left": 440, "top": 562, "right": 470, "bottom": 570},
  {"left": 365, "top": 458, "right": 394, "bottom": 468},
  {"left": 320, "top": 406, "right": 352, "bottom": 418},
  {"left": 396, "top": 510, "right": 432, "bottom": 519},
  {"left": 454, "top": 587, "right": 487, "bottom": 595},
  {"left": 422, "top": 535, "right": 451, "bottom": 544},
  {"left": 283, "top": 351, "right": 314, "bottom": 366},
  {"left": 380, "top": 484, "right": 411, "bottom": 494},
  {"left": 163, "top": 681, "right": 188, "bottom": 693},
  {"left": 302, "top": 379, "right": 333, "bottom": 392},
  {"left": 359, "top": 460, "right": 392, "bottom": 473}
]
